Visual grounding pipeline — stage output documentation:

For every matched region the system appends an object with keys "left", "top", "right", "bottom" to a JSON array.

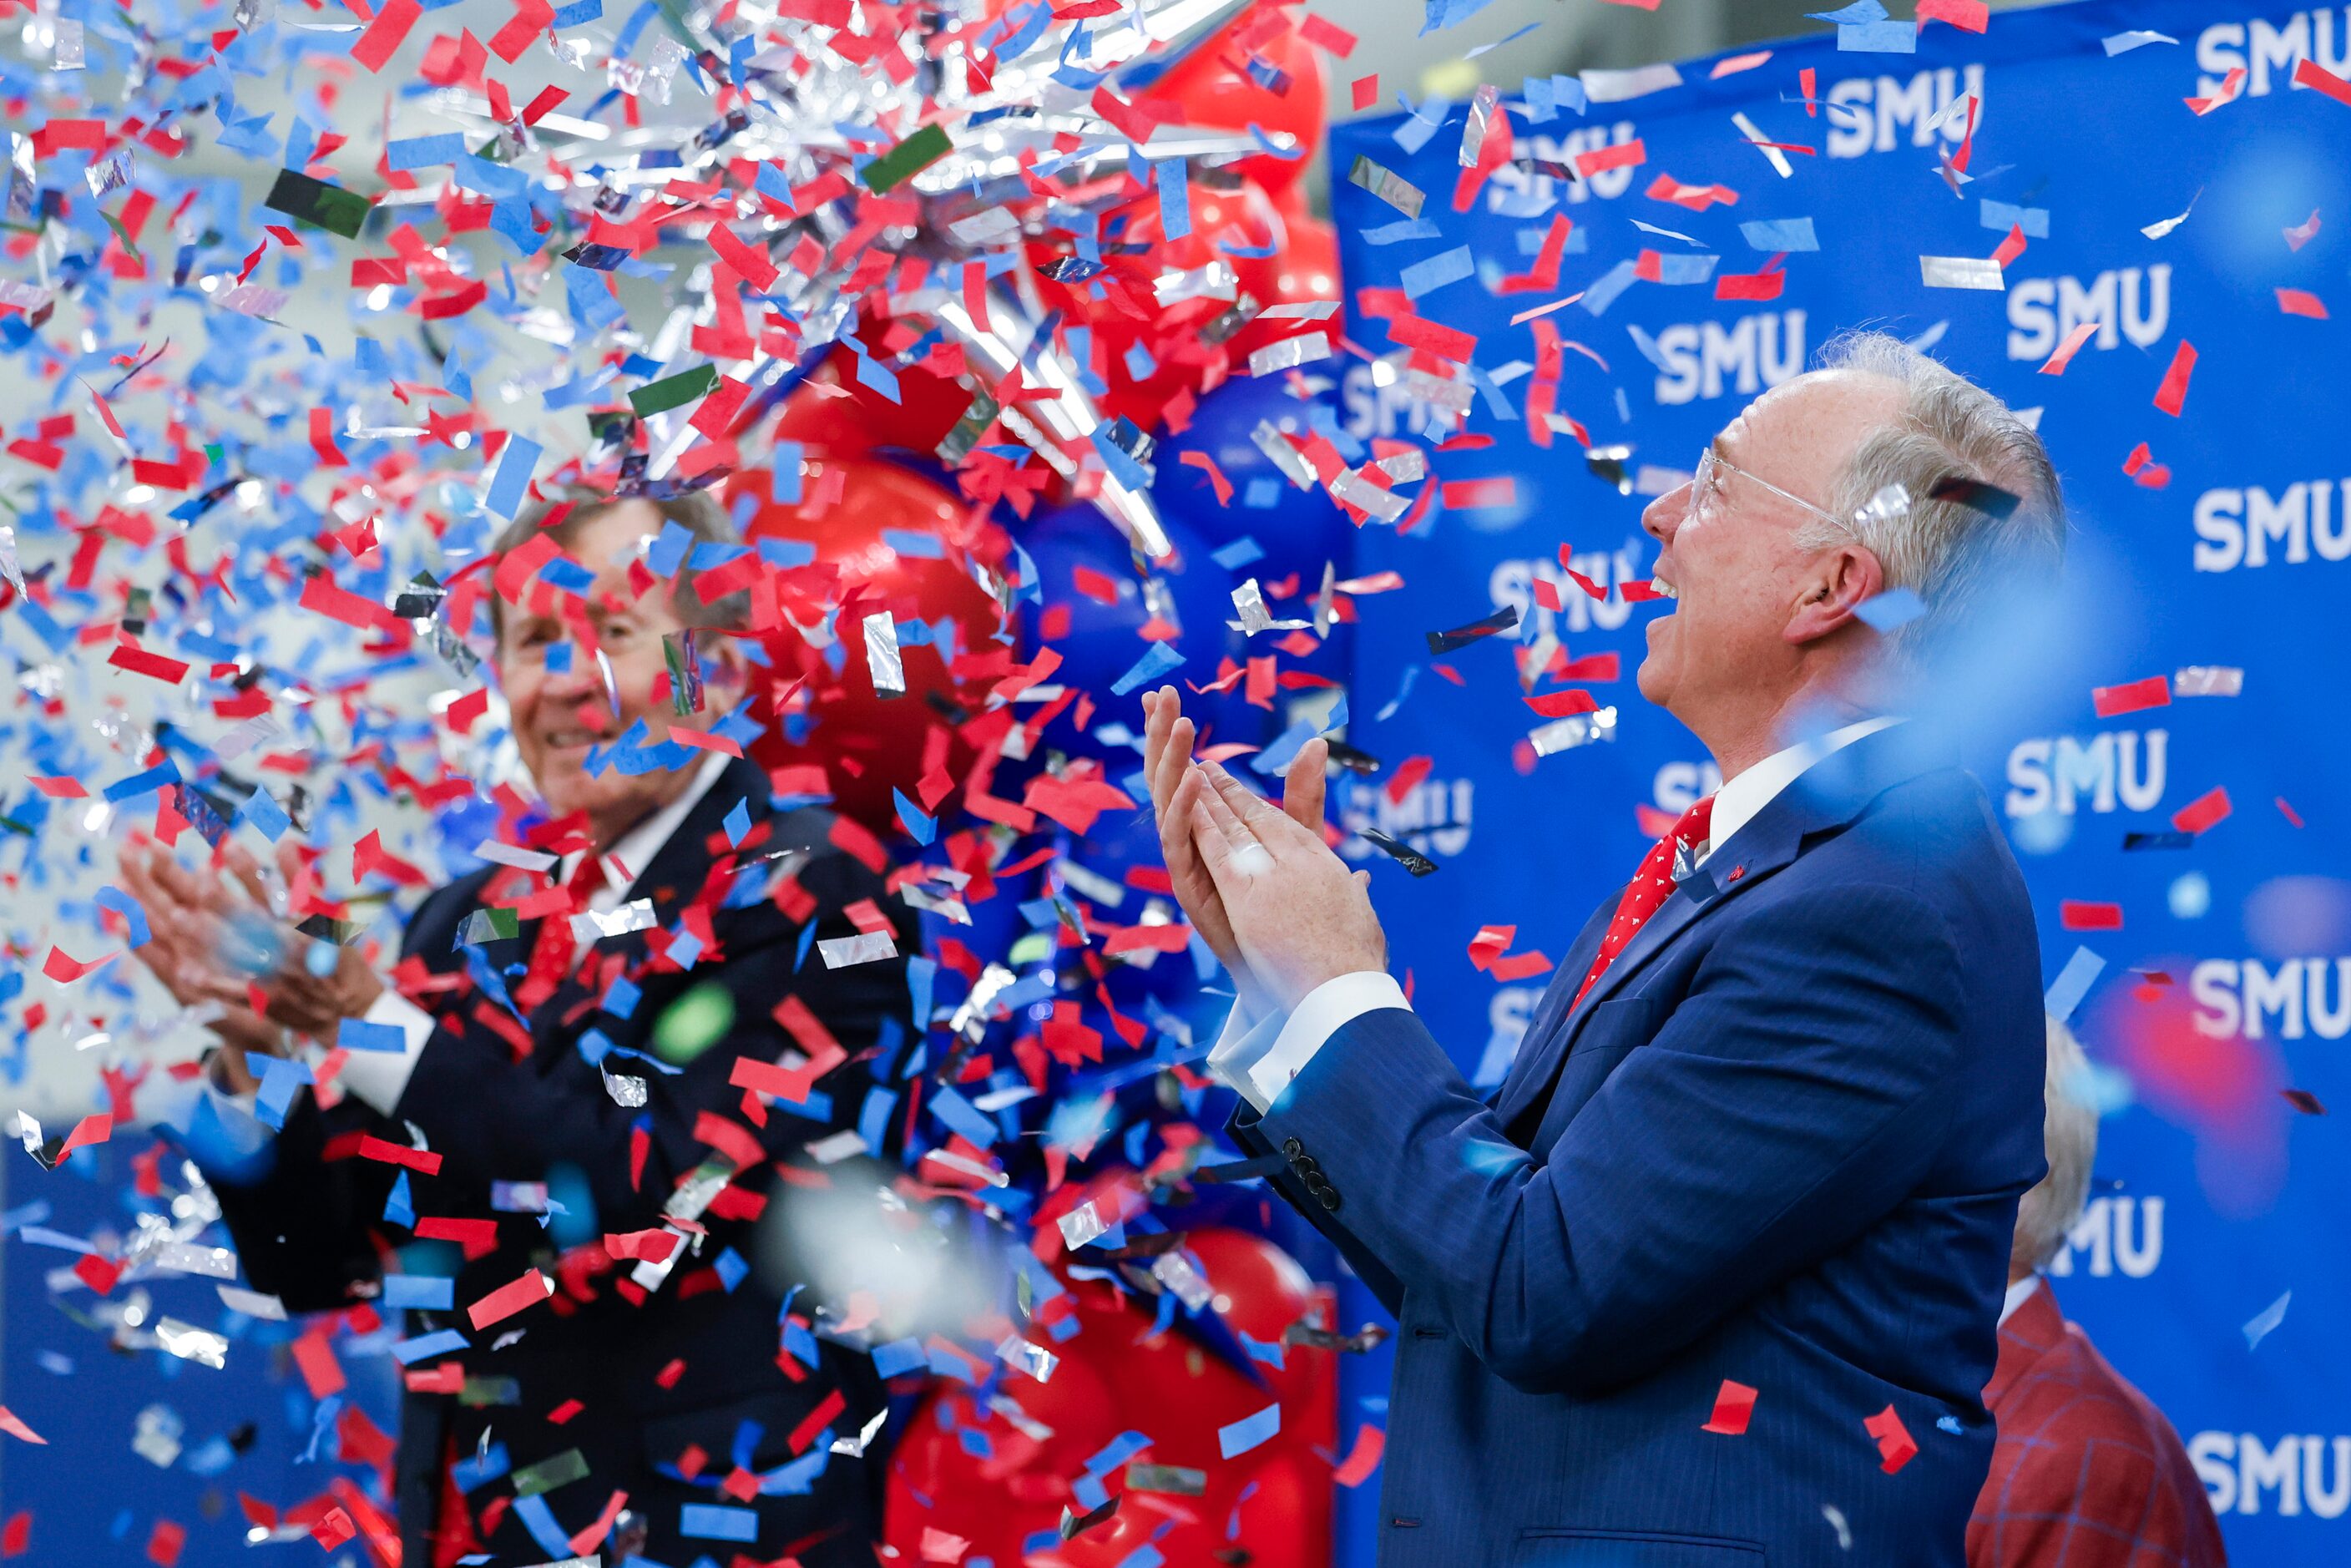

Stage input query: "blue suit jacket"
[{"left": 1232, "top": 723, "right": 2046, "bottom": 1567}]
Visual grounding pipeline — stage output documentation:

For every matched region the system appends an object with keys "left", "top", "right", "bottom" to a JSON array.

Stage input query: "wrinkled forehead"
[{"left": 1714, "top": 370, "right": 1905, "bottom": 493}]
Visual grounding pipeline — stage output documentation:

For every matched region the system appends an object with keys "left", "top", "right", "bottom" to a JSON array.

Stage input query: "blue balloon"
[
  {"left": 1014, "top": 503, "right": 1270, "bottom": 758},
  {"left": 1151, "top": 375, "right": 1354, "bottom": 584}
]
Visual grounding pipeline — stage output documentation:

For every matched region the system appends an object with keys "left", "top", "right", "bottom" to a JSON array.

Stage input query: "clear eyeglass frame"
[{"left": 1693, "top": 446, "right": 1851, "bottom": 535}]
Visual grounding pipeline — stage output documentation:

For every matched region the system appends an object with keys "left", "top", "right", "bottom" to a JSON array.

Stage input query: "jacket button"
[
  {"left": 1317, "top": 1186, "right": 1341, "bottom": 1213},
  {"left": 1291, "top": 1156, "right": 1319, "bottom": 1177},
  {"left": 1282, "top": 1137, "right": 1303, "bottom": 1157}
]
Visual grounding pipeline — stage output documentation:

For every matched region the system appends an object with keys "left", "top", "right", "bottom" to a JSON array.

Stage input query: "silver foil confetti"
[
  {"left": 1229, "top": 578, "right": 1309, "bottom": 635},
  {"left": 1057, "top": 1199, "right": 1109, "bottom": 1250},
  {"left": 818, "top": 931, "right": 899, "bottom": 968},
  {"left": 154, "top": 1318, "right": 230, "bottom": 1369},
  {"left": 1460, "top": 83, "right": 1501, "bottom": 168},
  {"left": 862, "top": 610, "right": 905, "bottom": 698},
  {"left": 1249, "top": 419, "right": 1317, "bottom": 489},
  {"left": 1529, "top": 706, "right": 1620, "bottom": 756},
  {"left": 2174, "top": 665, "right": 2243, "bottom": 697},
  {"left": 572, "top": 898, "right": 659, "bottom": 942},
  {"left": 1247, "top": 331, "right": 1330, "bottom": 377},
  {"left": 151, "top": 1243, "right": 237, "bottom": 1279},
  {"left": 997, "top": 1334, "right": 1059, "bottom": 1383},
  {"left": 1853, "top": 483, "right": 1912, "bottom": 529},
  {"left": 1329, "top": 468, "right": 1409, "bottom": 523},
  {"left": 602, "top": 1069, "right": 649, "bottom": 1108},
  {"left": 1347, "top": 154, "right": 1425, "bottom": 219},
  {"left": 1918, "top": 255, "right": 2007, "bottom": 291}
]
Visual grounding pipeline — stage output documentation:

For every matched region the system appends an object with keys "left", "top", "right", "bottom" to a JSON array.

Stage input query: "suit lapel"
[
  {"left": 1489, "top": 894, "right": 1617, "bottom": 1126},
  {"left": 522, "top": 756, "right": 772, "bottom": 1056},
  {"left": 1505, "top": 721, "right": 1952, "bottom": 1144}
]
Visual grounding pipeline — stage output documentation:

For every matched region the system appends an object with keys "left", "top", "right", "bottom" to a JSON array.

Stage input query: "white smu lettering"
[
  {"left": 2190, "top": 1432, "right": 2351, "bottom": 1517},
  {"left": 1822, "top": 64, "right": 1987, "bottom": 159},
  {"left": 2005, "top": 266, "right": 2172, "bottom": 361},
  {"left": 2192, "top": 481, "right": 2351, "bottom": 572},
  {"left": 2002, "top": 731, "right": 2167, "bottom": 817},
  {"left": 1337, "top": 361, "right": 1432, "bottom": 443},
  {"left": 1649, "top": 310, "right": 1807, "bottom": 406},
  {"left": 1337, "top": 776, "right": 1473, "bottom": 862},
  {"left": 1488, "top": 548, "right": 1642, "bottom": 640},
  {"left": 1654, "top": 760, "right": 1724, "bottom": 815},
  {"left": 2196, "top": 8, "right": 2351, "bottom": 99},
  {"left": 1474, "top": 986, "right": 1547, "bottom": 1089},
  {"left": 2190, "top": 958, "right": 2351, "bottom": 1040},
  {"left": 2045, "top": 1195, "right": 2164, "bottom": 1278}
]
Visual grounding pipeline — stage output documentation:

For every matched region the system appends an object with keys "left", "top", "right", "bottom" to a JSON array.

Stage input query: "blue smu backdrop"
[{"left": 1325, "top": 2, "right": 2348, "bottom": 1563}]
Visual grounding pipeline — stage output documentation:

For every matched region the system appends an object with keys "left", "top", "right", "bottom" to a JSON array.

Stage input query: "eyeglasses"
[{"left": 1693, "top": 445, "right": 1849, "bottom": 534}]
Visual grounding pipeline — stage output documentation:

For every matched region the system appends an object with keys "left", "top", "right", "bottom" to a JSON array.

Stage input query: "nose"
[{"left": 1641, "top": 481, "right": 1691, "bottom": 548}]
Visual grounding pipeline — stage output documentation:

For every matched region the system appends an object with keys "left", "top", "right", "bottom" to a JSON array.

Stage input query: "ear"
[
  {"left": 1783, "top": 544, "right": 1885, "bottom": 645},
  {"left": 699, "top": 631, "right": 750, "bottom": 705}
]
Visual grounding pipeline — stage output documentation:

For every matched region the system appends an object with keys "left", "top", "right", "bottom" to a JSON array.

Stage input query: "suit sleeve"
[
  {"left": 1252, "top": 883, "right": 1969, "bottom": 1396},
  {"left": 201, "top": 883, "right": 482, "bottom": 1313},
  {"left": 388, "top": 845, "right": 908, "bottom": 1236},
  {"left": 1226, "top": 1102, "right": 1407, "bottom": 1319}
]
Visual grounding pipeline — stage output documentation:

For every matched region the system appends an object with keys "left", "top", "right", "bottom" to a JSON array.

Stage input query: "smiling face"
[
  {"left": 493, "top": 500, "right": 742, "bottom": 848},
  {"left": 1636, "top": 370, "right": 1903, "bottom": 767}
]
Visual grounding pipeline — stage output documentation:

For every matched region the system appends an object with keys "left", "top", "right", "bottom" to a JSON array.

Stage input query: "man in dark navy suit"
[
  {"left": 1141, "top": 330, "right": 2068, "bottom": 1566},
  {"left": 128, "top": 489, "right": 909, "bottom": 1568}
]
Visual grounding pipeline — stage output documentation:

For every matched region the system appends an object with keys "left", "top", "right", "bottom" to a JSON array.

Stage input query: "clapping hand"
[
  {"left": 119, "top": 837, "right": 386, "bottom": 1055},
  {"left": 1141, "top": 686, "right": 1386, "bottom": 1018}
]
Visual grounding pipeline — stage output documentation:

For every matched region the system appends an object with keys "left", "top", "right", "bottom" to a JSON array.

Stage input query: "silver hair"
[
  {"left": 2014, "top": 1014, "right": 2098, "bottom": 1276},
  {"left": 1797, "top": 329, "right": 2067, "bottom": 669}
]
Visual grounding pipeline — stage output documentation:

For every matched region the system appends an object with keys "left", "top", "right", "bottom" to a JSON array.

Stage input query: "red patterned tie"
[
  {"left": 516, "top": 852, "right": 609, "bottom": 1013},
  {"left": 1571, "top": 795, "right": 1715, "bottom": 1009}
]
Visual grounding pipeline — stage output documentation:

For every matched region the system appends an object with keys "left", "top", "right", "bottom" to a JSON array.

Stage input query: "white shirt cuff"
[
  {"left": 1206, "top": 972, "right": 1411, "bottom": 1113},
  {"left": 335, "top": 991, "right": 439, "bottom": 1116}
]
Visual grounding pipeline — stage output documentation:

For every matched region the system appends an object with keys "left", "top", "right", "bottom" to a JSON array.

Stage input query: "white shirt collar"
[
  {"left": 559, "top": 751, "right": 731, "bottom": 913},
  {"left": 1696, "top": 715, "right": 1902, "bottom": 867},
  {"left": 1999, "top": 1272, "right": 2041, "bottom": 1327}
]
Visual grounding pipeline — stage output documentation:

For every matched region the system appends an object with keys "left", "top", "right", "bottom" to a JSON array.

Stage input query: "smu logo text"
[
  {"left": 2045, "top": 1195, "right": 2164, "bottom": 1278},
  {"left": 1337, "top": 776, "right": 1472, "bottom": 862},
  {"left": 2191, "top": 1433, "right": 2351, "bottom": 1517},
  {"left": 1488, "top": 548, "right": 1646, "bottom": 640},
  {"left": 2005, "top": 265, "right": 2172, "bottom": 362},
  {"left": 2192, "top": 480, "right": 2351, "bottom": 572},
  {"left": 1821, "top": 64, "right": 1987, "bottom": 158},
  {"left": 1647, "top": 310, "right": 1807, "bottom": 407},
  {"left": 2003, "top": 730, "right": 2168, "bottom": 817},
  {"left": 2191, "top": 958, "right": 2351, "bottom": 1040},
  {"left": 2196, "top": 8, "right": 2351, "bottom": 99}
]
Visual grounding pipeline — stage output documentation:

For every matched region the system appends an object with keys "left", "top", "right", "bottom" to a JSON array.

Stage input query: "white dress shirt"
[
  {"left": 1207, "top": 716, "right": 1902, "bottom": 1114},
  {"left": 1998, "top": 1272, "right": 2040, "bottom": 1328},
  {"left": 332, "top": 752, "right": 730, "bottom": 1116}
]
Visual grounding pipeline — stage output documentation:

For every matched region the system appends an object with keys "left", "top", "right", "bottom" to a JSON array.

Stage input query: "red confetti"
[
  {"left": 2060, "top": 902, "right": 2123, "bottom": 931},
  {"left": 42, "top": 947, "right": 114, "bottom": 984},
  {"left": 349, "top": 0, "right": 421, "bottom": 72},
  {"left": 1701, "top": 1378, "right": 1757, "bottom": 1435},
  {"left": 2037, "top": 321, "right": 2098, "bottom": 376},
  {"left": 1917, "top": 0, "right": 1989, "bottom": 31},
  {"left": 1573, "top": 139, "right": 1646, "bottom": 179},
  {"left": 2278, "top": 288, "right": 2328, "bottom": 320},
  {"left": 1332, "top": 1423, "right": 1385, "bottom": 1486},
  {"left": 1351, "top": 73, "right": 1379, "bottom": 110},
  {"left": 1714, "top": 270, "right": 1785, "bottom": 301},
  {"left": 1385, "top": 754, "right": 1433, "bottom": 806},
  {"left": 2171, "top": 787, "right": 2232, "bottom": 836},
  {"left": 1439, "top": 477, "right": 1515, "bottom": 511},
  {"left": 2091, "top": 675, "right": 2170, "bottom": 717},
  {"left": 2277, "top": 797, "right": 2304, "bottom": 828},
  {"left": 2151, "top": 339, "right": 2197, "bottom": 417},
  {"left": 467, "top": 1268, "right": 553, "bottom": 1330},
  {"left": 2293, "top": 55, "right": 2351, "bottom": 107},
  {"left": 1863, "top": 1404, "right": 1917, "bottom": 1473}
]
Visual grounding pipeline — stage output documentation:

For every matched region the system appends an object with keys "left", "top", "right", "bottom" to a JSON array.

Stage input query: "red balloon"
[
  {"left": 883, "top": 1227, "right": 1335, "bottom": 1568},
  {"left": 1135, "top": 15, "right": 1326, "bottom": 194},
  {"left": 727, "top": 458, "right": 1014, "bottom": 836}
]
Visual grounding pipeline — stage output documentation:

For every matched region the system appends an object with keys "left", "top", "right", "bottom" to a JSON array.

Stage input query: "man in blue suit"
[{"left": 1140, "top": 331, "right": 2067, "bottom": 1566}]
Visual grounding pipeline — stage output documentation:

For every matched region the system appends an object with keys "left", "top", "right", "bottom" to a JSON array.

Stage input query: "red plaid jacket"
[{"left": 1968, "top": 1282, "right": 2228, "bottom": 1568}]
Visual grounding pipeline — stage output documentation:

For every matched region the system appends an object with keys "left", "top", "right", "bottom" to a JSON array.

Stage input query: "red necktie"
[
  {"left": 1571, "top": 795, "right": 1714, "bottom": 1009},
  {"left": 515, "top": 852, "right": 609, "bottom": 1013}
]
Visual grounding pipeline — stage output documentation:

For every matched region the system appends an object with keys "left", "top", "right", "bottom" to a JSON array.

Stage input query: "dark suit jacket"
[
  {"left": 1232, "top": 721, "right": 2048, "bottom": 1567},
  {"left": 205, "top": 756, "right": 909, "bottom": 1568},
  {"left": 1969, "top": 1283, "right": 2227, "bottom": 1568}
]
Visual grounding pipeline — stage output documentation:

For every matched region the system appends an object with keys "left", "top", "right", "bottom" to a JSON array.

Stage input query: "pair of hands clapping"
[
  {"left": 119, "top": 837, "right": 387, "bottom": 1089},
  {"left": 1140, "top": 685, "right": 1388, "bottom": 1026}
]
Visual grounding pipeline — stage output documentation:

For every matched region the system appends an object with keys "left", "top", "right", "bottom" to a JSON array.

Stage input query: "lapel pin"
[{"left": 1727, "top": 865, "right": 1745, "bottom": 881}]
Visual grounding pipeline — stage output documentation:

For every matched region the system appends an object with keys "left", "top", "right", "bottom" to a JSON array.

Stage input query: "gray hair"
[
  {"left": 486, "top": 484, "right": 750, "bottom": 643},
  {"left": 1799, "top": 330, "right": 2067, "bottom": 670},
  {"left": 2014, "top": 1014, "right": 2098, "bottom": 1276}
]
